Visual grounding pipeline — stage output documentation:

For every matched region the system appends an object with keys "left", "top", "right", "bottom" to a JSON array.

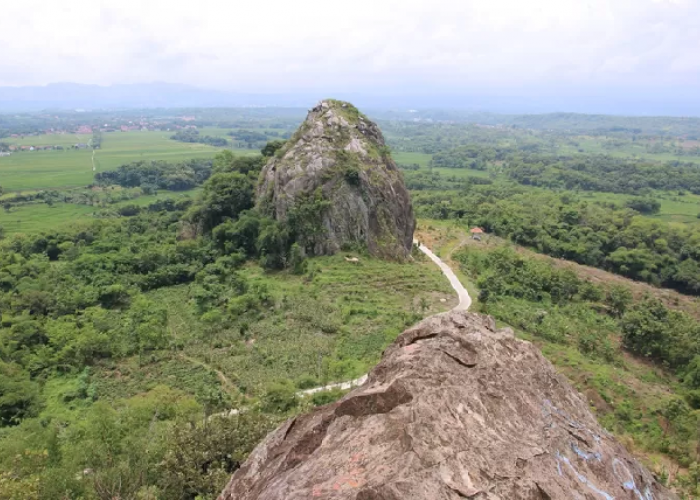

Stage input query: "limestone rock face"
[
  {"left": 257, "top": 99, "right": 415, "bottom": 259},
  {"left": 219, "top": 311, "right": 676, "bottom": 500}
]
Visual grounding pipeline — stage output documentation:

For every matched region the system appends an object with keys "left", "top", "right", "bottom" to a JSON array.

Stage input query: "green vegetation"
[
  {"left": 455, "top": 242, "right": 700, "bottom": 493},
  {"left": 5, "top": 106, "right": 700, "bottom": 497},
  {"left": 94, "top": 158, "right": 213, "bottom": 191},
  {"left": 412, "top": 182, "right": 700, "bottom": 295},
  {"left": 171, "top": 129, "right": 229, "bottom": 147},
  {"left": 0, "top": 190, "right": 199, "bottom": 236},
  {"left": 0, "top": 144, "right": 453, "bottom": 499},
  {"left": 0, "top": 131, "right": 251, "bottom": 192}
]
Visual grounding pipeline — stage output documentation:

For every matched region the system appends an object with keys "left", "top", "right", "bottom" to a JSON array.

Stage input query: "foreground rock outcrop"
[
  {"left": 220, "top": 311, "right": 676, "bottom": 500},
  {"left": 257, "top": 99, "right": 415, "bottom": 259}
]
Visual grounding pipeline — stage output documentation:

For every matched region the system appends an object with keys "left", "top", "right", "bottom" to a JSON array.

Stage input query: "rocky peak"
[
  {"left": 257, "top": 99, "right": 415, "bottom": 259},
  {"left": 219, "top": 311, "right": 676, "bottom": 500}
]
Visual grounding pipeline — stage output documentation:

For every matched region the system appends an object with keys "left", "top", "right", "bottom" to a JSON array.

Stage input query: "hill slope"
[
  {"left": 219, "top": 311, "right": 675, "bottom": 500},
  {"left": 257, "top": 99, "right": 415, "bottom": 259}
]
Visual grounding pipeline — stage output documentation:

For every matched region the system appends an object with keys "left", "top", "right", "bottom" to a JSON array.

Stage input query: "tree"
[
  {"left": 625, "top": 197, "right": 661, "bottom": 215},
  {"left": 287, "top": 188, "right": 330, "bottom": 255},
  {"left": 261, "top": 140, "right": 286, "bottom": 157},
  {"left": 187, "top": 172, "right": 254, "bottom": 233},
  {"left": 288, "top": 243, "right": 308, "bottom": 275},
  {"left": 605, "top": 285, "right": 633, "bottom": 318},
  {"left": 212, "top": 211, "right": 261, "bottom": 257},
  {"left": 212, "top": 150, "right": 265, "bottom": 176},
  {"left": 0, "top": 361, "right": 40, "bottom": 426},
  {"left": 200, "top": 309, "right": 224, "bottom": 348},
  {"left": 158, "top": 413, "right": 278, "bottom": 500},
  {"left": 257, "top": 220, "right": 289, "bottom": 270}
]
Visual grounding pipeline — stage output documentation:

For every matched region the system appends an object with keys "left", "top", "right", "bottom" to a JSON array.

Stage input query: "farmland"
[
  {"left": 0, "top": 131, "right": 254, "bottom": 191},
  {"left": 0, "top": 188, "right": 200, "bottom": 235}
]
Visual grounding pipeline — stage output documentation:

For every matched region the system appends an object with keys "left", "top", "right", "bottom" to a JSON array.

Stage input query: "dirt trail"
[{"left": 180, "top": 354, "right": 238, "bottom": 394}]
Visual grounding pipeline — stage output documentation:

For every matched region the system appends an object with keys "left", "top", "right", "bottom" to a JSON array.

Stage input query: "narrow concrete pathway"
[
  {"left": 414, "top": 239, "right": 471, "bottom": 311},
  {"left": 210, "top": 241, "right": 473, "bottom": 414},
  {"left": 294, "top": 241, "right": 471, "bottom": 397}
]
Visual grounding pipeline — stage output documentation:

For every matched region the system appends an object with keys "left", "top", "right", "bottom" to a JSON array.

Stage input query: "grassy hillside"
[
  {"left": 93, "top": 254, "right": 455, "bottom": 404},
  {"left": 0, "top": 224, "right": 454, "bottom": 499}
]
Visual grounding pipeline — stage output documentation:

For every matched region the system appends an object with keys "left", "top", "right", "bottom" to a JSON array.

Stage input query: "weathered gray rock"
[
  {"left": 219, "top": 311, "right": 676, "bottom": 500},
  {"left": 257, "top": 99, "right": 415, "bottom": 259}
]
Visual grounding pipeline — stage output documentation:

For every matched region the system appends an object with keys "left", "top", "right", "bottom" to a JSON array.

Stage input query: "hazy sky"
[{"left": 1, "top": 0, "right": 699, "bottom": 93}]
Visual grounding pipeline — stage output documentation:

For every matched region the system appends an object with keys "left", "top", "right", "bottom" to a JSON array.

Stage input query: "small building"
[
  {"left": 470, "top": 227, "right": 485, "bottom": 240},
  {"left": 0, "top": 152, "right": 11, "bottom": 157}
]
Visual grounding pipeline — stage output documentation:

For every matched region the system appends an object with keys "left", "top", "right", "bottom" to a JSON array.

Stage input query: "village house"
[{"left": 0, "top": 152, "right": 11, "bottom": 157}]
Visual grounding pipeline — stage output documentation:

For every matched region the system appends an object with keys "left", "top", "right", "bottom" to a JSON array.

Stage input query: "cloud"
[{"left": 0, "top": 0, "right": 699, "bottom": 92}]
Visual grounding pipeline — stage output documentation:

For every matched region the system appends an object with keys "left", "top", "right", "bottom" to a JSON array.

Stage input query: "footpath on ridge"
[
  {"left": 296, "top": 240, "right": 471, "bottom": 397},
  {"left": 211, "top": 240, "right": 472, "bottom": 417}
]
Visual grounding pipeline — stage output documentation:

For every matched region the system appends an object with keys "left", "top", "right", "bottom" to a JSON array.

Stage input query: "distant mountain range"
[
  {"left": 1, "top": 82, "right": 700, "bottom": 117},
  {"left": 0, "top": 83, "right": 310, "bottom": 111}
]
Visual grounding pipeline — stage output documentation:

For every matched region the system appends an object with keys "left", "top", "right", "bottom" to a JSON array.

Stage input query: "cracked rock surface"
[
  {"left": 256, "top": 99, "right": 415, "bottom": 259},
  {"left": 218, "top": 311, "right": 676, "bottom": 500}
]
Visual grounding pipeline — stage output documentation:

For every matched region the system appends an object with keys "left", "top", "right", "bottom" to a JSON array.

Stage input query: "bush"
[
  {"left": 117, "top": 204, "right": 141, "bottom": 217},
  {"left": 310, "top": 388, "right": 346, "bottom": 407},
  {"left": 158, "top": 412, "right": 278, "bottom": 499},
  {"left": 261, "top": 380, "right": 297, "bottom": 413}
]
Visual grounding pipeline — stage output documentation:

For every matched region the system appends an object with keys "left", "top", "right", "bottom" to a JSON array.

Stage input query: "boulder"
[
  {"left": 257, "top": 99, "right": 415, "bottom": 259},
  {"left": 219, "top": 311, "right": 676, "bottom": 500}
]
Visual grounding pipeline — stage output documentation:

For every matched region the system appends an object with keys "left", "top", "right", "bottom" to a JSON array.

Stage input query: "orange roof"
[{"left": 470, "top": 227, "right": 484, "bottom": 234}]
